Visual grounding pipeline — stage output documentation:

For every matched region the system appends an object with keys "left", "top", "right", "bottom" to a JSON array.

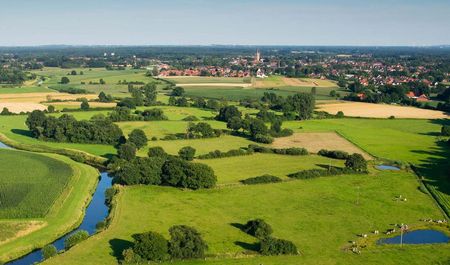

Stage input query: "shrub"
[
  {"left": 182, "top": 115, "right": 199, "bottom": 121},
  {"left": 169, "top": 225, "right": 208, "bottom": 259},
  {"left": 254, "top": 134, "right": 274, "bottom": 144},
  {"left": 178, "top": 146, "right": 196, "bottom": 161},
  {"left": 42, "top": 244, "right": 58, "bottom": 260},
  {"left": 243, "top": 219, "right": 273, "bottom": 239},
  {"left": 241, "top": 175, "right": 282, "bottom": 185},
  {"left": 118, "top": 143, "right": 136, "bottom": 161},
  {"left": 260, "top": 237, "right": 298, "bottom": 256},
  {"left": 441, "top": 125, "right": 450, "bottom": 136},
  {"left": 248, "top": 145, "right": 308, "bottom": 156},
  {"left": 151, "top": 136, "right": 158, "bottom": 141},
  {"left": 270, "top": 128, "right": 294, "bottom": 137},
  {"left": 336, "top": 111, "right": 345, "bottom": 118},
  {"left": 197, "top": 148, "right": 251, "bottom": 159},
  {"left": 318, "top": 149, "right": 349, "bottom": 159},
  {"left": 287, "top": 167, "right": 364, "bottom": 180},
  {"left": 64, "top": 230, "right": 89, "bottom": 250},
  {"left": 122, "top": 248, "right": 143, "bottom": 264},
  {"left": 132, "top": 231, "right": 168, "bottom": 261},
  {"left": 345, "top": 153, "right": 367, "bottom": 171},
  {"left": 128, "top": 129, "right": 148, "bottom": 149},
  {"left": 148, "top": 146, "right": 167, "bottom": 158}
]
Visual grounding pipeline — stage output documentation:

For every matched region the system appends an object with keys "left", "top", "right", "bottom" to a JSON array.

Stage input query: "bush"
[
  {"left": 241, "top": 175, "right": 282, "bottom": 185},
  {"left": 132, "top": 231, "right": 168, "bottom": 261},
  {"left": 151, "top": 136, "right": 158, "bottom": 141},
  {"left": 197, "top": 148, "right": 251, "bottom": 159},
  {"left": 318, "top": 149, "right": 349, "bottom": 159},
  {"left": 260, "top": 237, "right": 298, "bottom": 256},
  {"left": 182, "top": 115, "right": 199, "bottom": 121},
  {"left": 345, "top": 153, "right": 367, "bottom": 171},
  {"left": 248, "top": 145, "right": 308, "bottom": 156},
  {"left": 118, "top": 143, "right": 137, "bottom": 161},
  {"left": 336, "top": 111, "right": 345, "bottom": 118},
  {"left": 128, "top": 129, "right": 148, "bottom": 149},
  {"left": 122, "top": 248, "right": 143, "bottom": 264},
  {"left": 169, "top": 225, "right": 208, "bottom": 259},
  {"left": 42, "top": 244, "right": 58, "bottom": 260},
  {"left": 254, "top": 134, "right": 274, "bottom": 144},
  {"left": 64, "top": 230, "right": 89, "bottom": 250},
  {"left": 178, "top": 146, "right": 196, "bottom": 161},
  {"left": 148, "top": 146, "right": 167, "bottom": 158},
  {"left": 288, "top": 167, "right": 364, "bottom": 180},
  {"left": 441, "top": 125, "right": 450, "bottom": 136},
  {"left": 243, "top": 219, "right": 273, "bottom": 239}
]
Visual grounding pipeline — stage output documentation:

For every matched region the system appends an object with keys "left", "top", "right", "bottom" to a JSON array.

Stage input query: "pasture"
[
  {"left": 317, "top": 101, "right": 449, "bottom": 119},
  {"left": 202, "top": 153, "right": 344, "bottom": 184},
  {"left": 162, "top": 76, "right": 247, "bottom": 84},
  {"left": 0, "top": 151, "right": 99, "bottom": 262},
  {"left": 42, "top": 170, "right": 449, "bottom": 265}
]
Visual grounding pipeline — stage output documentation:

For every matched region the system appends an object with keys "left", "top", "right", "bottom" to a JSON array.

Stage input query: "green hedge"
[
  {"left": 288, "top": 167, "right": 365, "bottom": 179},
  {"left": 241, "top": 175, "right": 282, "bottom": 185}
]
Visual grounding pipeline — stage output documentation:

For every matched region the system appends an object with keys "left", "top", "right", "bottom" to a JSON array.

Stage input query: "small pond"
[
  {"left": 0, "top": 141, "right": 11, "bottom": 149},
  {"left": 376, "top": 165, "right": 400, "bottom": 171},
  {"left": 378, "top": 229, "right": 450, "bottom": 245}
]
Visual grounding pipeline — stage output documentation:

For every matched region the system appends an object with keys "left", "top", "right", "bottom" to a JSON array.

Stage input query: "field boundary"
[{"left": 0, "top": 133, "right": 107, "bottom": 168}]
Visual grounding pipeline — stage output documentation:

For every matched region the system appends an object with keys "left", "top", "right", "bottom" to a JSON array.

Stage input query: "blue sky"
[{"left": 0, "top": 0, "right": 449, "bottom": 46}]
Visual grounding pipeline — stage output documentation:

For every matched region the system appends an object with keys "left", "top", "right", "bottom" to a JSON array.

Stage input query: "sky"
[{"left": 0, "top": 0, "right": 449, "bottom": 46}]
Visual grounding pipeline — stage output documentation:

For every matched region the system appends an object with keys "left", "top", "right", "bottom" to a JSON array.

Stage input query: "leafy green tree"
[
  {"left": 128, "top": 129, "right": 148, "bottom": 149},
  {"left": 248, "top": 118, "right": 268, "bottom": 137},
  {"left": 169, "top": 225, "right": 208, "bottom": 259},
  {"left": 42, "top": 244, "right": 58, "bottom": 260},
  {"left": 260, "top": 237, "right": 298, "bottom": 255},
  {"left": 288, "top": 93, "right": 315, "bottom": 120},
  {"left": 178, "top": 146, "right": 196, "bottom": 161},
  {"left": 311, "top": 87, "right": 317, "bottom": 95},
  {"left": 80, "top": 98, "right": 90, "bottom": 110},
  {"left": 227, "top": 116, "right": 242, "bottom": 132},
  {"left": 98, "top": 91, "right": 113, "bottom": 102},
  {"left": 118, "top": 143, "right": 137, "bottom": 161},
  {"left": 217, "top": 105, "right": 241, "bottom": 122},
  {"left": 243, "top": 219, "right": 273, "bottom": 239},
  {"left": 47, "top": 105, "right": 55, "bottom": 113},
  {"left": 99, "top": 78, "right": 106, "bottom": 84},
  {"left": 70, "top": 70, "right": 77, "bottom": 75},
  {"left": 148, "top": 146, "right": 167, "bottom": 158},
  {"left": 26, "top": 110, "right": 47, "bottom": 136},
  {"left": 143, "top": 83, "right": 157, "bottom": 105},
  {"left": 345, "top": 153, "right": 367, "bottom": 171},
  {"left": 132, "top": 231, "right": 168, "bottom": 261},
  {"left": 0, "top": 107, "right": 12, "bottom": 115},
  {"left": 64, "top": 230, "right": 89, "bottom": 250},
  {"left": 172, "top": 87, "right": 185, "bottom": 96},
  {"left": 441, "top": 125, "right": 450, "bottom": 136},
  {"left": 152, "top": 66, "right": 159, "bottom": 77},
  {"left": 60, "top": 76, "right": 70, "bottom": 84}
]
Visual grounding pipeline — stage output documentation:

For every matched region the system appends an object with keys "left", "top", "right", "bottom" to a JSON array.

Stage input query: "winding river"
[{"left": 0, "top": 142, "right": 112, "bottom": 265}]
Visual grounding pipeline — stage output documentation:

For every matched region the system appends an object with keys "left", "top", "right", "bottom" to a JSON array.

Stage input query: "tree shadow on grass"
[
  {"left": 109, "top": 238, "right": 133, "bottom": 261},
  {"left": 230, "top": 222, "right": 246, "bottom": 232},
  {"left": 234, "top": 241, "right": 260, "bottom": 252},
  {"left": 11, "top": 128, "right": 34, "bottom": 138}
]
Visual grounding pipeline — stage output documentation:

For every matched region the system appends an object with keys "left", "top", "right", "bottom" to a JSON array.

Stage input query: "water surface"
[{"left": 378, "top": 229, "right": 449, "bottom": 245}]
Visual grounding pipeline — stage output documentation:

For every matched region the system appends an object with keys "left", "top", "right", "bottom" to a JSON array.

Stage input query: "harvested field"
[
  {"left": 177, "top": 83, "right": 251, "bottom": 87},
  {"left": 0, "top": 103, "right": 47, "bottom": 113},
  {"left": 254, "top": 76, "right": 336, "bottom": 88},
  {"left": 271, "top": 132, "right": 372, "bottom": 160},
  {"left": 0, "top": 93, "right": 98, "bottom": 103},
  {"left": 46, "top": 101, "right": 117, "bottom": 108},
  {"left": 318, "top": 101, "right": 449, "bottom": 119}
]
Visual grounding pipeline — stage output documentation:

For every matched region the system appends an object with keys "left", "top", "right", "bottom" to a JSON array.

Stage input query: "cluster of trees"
[
  {"left": 117, "top": 83, "right": 158, "bottom": 108},
  {"left": 111, "top": 146, "right": 217, "bottom": 190},
  {"left": 26, "top": 110, "right": 123, "bottom": 144},
  {"left": 218, "top": 105, "right": 282, "bottom": 144},
  {"left": 0, "top": 68, "right": 27, "bottom": 84},
  {"left": 261, "top": 92, "right": 315, "bottom": 120},
  {"left": 108, "top": 107, "right": 168, "bottom": 122},
  {"left": 98, "top": 91, "right": 114, "bottom": 102},
  {"left": 123, "top": 225, "right": 208, "bottom": 263},
  {"left": 318, "top": 149, "right": 350, "bottom": 160},
  {"left": 242, "top": 219, "right": 298, "bottom": 256}
]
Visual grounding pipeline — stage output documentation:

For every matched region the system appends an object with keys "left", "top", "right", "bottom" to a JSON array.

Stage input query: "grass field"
[
  {"left": 0, "top": 151, "right": 99, "bottom": 262},
  {"left": 0, "top": 86, "right": 54, "bottom": 94},
  {"left": 0, "top": 149, "right": 73, "bottom": 218},
  {"left": 42, "top": 169, "right": 449, "bottom": 265},
  {"left": 202, "top": 153, "right": 344, "bottom": 184},
  {"left": 162, "top": 76, "right": 247, "bottom": 84}
]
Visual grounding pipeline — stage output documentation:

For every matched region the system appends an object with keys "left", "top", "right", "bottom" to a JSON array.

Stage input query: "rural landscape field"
[{"left": 0, "top": 1, "right": 450, "bottom": 265}]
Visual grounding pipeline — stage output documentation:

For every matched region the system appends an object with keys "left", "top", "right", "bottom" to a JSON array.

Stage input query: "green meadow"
[{"left": 42, "top": 170, "right": 449, "bottom": 265}]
